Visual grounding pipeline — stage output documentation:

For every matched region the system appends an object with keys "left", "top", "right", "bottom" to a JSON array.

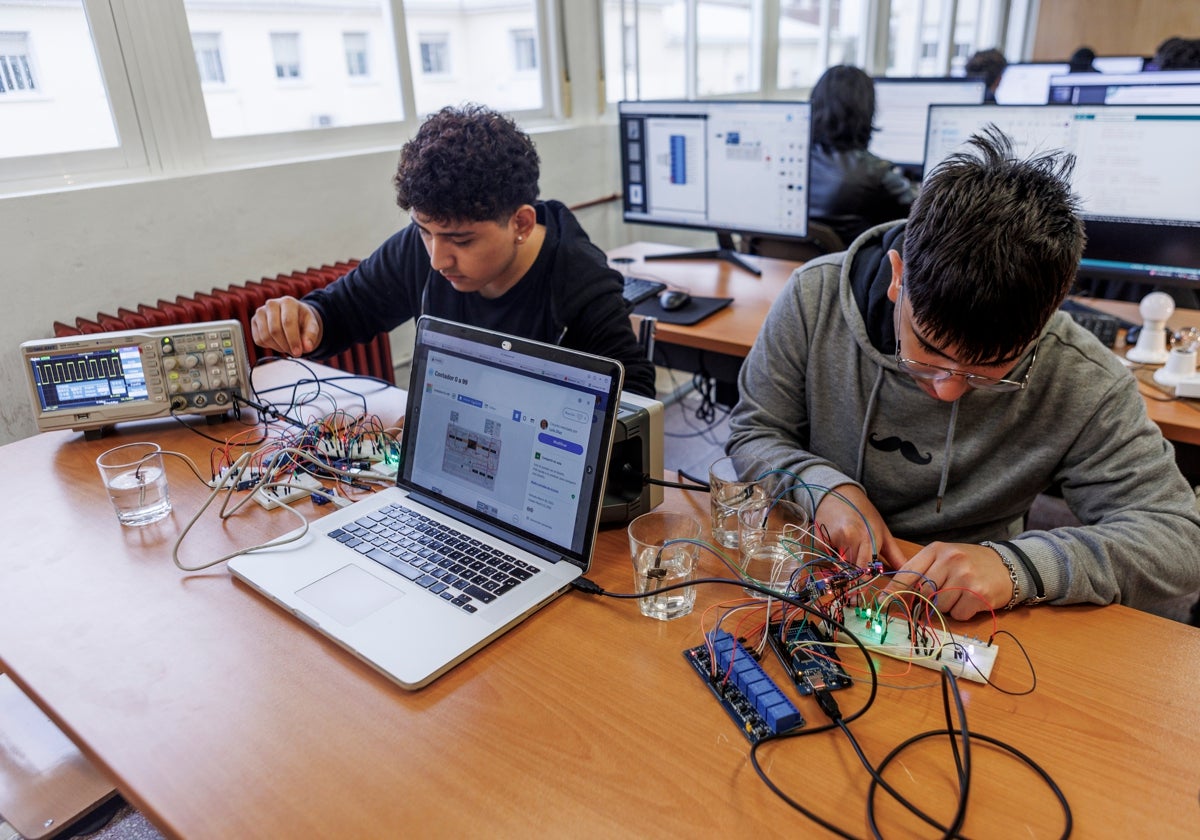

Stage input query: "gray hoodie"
[{"left": 727, "top": 221, "right": 1200, "bottom": 617}]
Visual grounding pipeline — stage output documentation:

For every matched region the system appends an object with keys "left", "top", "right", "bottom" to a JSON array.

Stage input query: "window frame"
[
  {"left": 0, "top": 0, "right": 563, "bottom": 196},
  {"left": 0, "top": 0, "right": 148, "bottom": 193}
]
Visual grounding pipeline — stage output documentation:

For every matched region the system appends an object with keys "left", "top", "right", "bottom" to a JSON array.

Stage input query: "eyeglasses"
[
  {"left": 895, "top": 336, "right": 1039, "bottom": 393},
  {"left": 893, "top": 286, "right": 1038, "bottom": 393}
]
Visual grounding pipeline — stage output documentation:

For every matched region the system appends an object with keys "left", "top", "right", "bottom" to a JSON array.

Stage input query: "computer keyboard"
[
  {"left": 622, "top": 275, "right": 667, "bottom": 305},
  {"left": 1060, "top": 299, "right": 1129, "bottom": 348}
]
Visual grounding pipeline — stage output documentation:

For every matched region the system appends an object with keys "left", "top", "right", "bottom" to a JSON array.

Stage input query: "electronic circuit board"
[
  {"left": 683, "top": 630, "right": 804, "bottom": 744},
  {"left": 767, "top": 623, "right": 854, "bottom": 694},
  {"left": 833, "top": 609, "right": 999, "bottom": 683}
]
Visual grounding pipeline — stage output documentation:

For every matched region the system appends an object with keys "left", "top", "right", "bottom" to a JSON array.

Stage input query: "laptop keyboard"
[
  {"left": 326, "top": 503, "right": 540, "bottom": 614},
  {"left": 623, "top": 275, "right": 667, "bottom": 305}
]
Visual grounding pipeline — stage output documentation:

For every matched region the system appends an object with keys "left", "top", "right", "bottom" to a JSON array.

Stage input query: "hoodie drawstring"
[
  {"left": 936, "top": 399, "right": 960, "bottom": 513},
  {"left": 855, "top": 365, "right": 886, "bottom": 482}
]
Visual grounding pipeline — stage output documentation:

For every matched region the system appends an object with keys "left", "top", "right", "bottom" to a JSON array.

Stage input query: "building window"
[
  {"left": 271, "top": 32, "right": 301, "bottom": 79},
  {"left": 191, "top": 32, "right": 225, "bottom": 85},
  {"left": 419, "top": 33, "right": 449, "bottom": 75},
  {"left": 344, "top": 32, "right": 369, "bottom": 77},
  {"left": 0, "top": 32, "right": 36, "bottom": 94},
  {"left": 512, "top": 28, "right": 537, "bottom": 71}
]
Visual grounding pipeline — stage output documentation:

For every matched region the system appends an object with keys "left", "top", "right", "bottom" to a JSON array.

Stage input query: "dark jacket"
[
  {"left": 302, "top": 200, "right": 657, "bottom": 397},
  {"left": 808, "top": 146, "right": 920, "bottom": 246}
]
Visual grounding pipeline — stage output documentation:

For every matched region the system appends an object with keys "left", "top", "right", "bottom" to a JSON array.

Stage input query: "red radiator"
[{"left": 51, "top": 260, "right": 395, "bottom": 385}]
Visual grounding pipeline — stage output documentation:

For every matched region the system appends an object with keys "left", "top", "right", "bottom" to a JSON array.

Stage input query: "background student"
[
  {"left": 806, "top": 65, "right": 920, "bottom": 248},
  {"left": 965, "top": 48, "right": 1007, "bottom": 102}
]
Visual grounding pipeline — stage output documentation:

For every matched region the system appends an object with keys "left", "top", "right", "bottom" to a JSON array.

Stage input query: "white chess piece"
[{"left": 1125, "top": 292, "right": 1175, "bottom": 364}]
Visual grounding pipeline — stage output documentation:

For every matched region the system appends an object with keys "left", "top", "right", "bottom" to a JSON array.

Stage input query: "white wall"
[{"left": 0, "top": 117, "right": 714, "bottom": 445}]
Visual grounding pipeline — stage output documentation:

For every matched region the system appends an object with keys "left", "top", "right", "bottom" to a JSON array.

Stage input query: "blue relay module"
[{"left": 684, "top": 629, "right": 804, "bottom": 743}]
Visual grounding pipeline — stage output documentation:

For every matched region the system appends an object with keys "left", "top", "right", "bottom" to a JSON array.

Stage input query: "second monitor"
[{"left": 618, "top": 99, "right": 811, "bottom": 274}]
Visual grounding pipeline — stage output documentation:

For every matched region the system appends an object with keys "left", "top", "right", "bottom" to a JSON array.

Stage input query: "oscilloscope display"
[{"left": 29, "top": 344, "right": 150, "bottom": 412}]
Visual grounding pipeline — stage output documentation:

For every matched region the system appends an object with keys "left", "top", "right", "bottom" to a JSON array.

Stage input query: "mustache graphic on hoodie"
[{"left": 868, "top": 433, "right": 933, "bottom": 465}]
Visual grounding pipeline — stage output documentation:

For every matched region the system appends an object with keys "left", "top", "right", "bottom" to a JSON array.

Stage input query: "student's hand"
[
  {"left": 251, "top": 296, "right": 323, "bottom": 358},
  {"left": 813, "top": 484, "right": 907, "bottom": 571},
  {"left": 886, "top": 542, "right": 1013, "bottom": 620}
]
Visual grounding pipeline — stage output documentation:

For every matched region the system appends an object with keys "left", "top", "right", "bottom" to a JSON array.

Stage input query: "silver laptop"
[{"left": 229, "top": 316, "right": 625, "bottom": 689}]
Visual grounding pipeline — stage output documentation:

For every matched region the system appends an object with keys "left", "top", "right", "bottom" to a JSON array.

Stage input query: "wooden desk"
[
  {"left": 1075, "top": 297, "right": 1200, "bottom": 447},
  {"left": 1, "top": 370, "right": 1198, "bottom": 838},
  {"left": 607, "top": 241, "right": 800, "bottom": 359}
]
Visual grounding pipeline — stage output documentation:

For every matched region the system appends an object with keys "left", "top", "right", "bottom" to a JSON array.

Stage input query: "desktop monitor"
[
  {"left": 1092, "top": 55, "right": 1147, "bottom": 74},
  {"left": 1048, "top": 69, "right": 1200, "bottom": 104},
  {"left": 993, "top": 62, "right": 1069, "bottom": 104},
  {"left": 922, "top": 103, "right": 1200, "bottom": 293},
  {"left": 618, "top": 100, "right": 811, "bottom": 274},
  {"left": 868, "top": 77, "right": 986, "bottom": 177}
]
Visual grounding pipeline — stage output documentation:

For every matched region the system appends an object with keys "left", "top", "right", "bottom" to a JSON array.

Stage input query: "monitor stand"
[{"left": 642, "top": 232, "right": 762, "bottom": 277}]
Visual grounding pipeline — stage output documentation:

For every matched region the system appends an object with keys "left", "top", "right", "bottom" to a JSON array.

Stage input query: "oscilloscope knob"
[
  {"left": 162, "top": 357, "right": 177, "bottom": 371},
  {"left": 204, "top": 351, "right": 221, "bottom": 366},
  {"left": 180, "top": 354, "right": 200, "bottom": 370},
  {"left": 185, "top": 380, "right": 202, "bottom": 392}
]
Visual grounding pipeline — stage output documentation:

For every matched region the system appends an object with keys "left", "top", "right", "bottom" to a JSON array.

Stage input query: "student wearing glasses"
[{"left": 726, "top": 127, "right": 1200, "bottom": 623}]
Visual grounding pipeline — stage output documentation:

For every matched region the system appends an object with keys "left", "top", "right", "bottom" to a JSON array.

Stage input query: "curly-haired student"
[{"left": 251, "top": 103, "right": 656, "bottom": 398}]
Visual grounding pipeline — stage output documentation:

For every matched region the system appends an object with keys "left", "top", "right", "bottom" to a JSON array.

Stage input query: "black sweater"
[{"left": 302, "top": 200, "right": 656, "bottom": 397}]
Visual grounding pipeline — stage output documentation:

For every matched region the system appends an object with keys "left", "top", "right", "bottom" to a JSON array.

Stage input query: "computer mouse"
[{"left": 658, "top": 289, "right": 692, "bottom": 312}]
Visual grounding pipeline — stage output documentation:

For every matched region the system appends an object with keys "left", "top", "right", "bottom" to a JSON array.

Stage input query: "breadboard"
[
  {"left": 253, "top": 472, "right": 325, "bottom": 509},
  {"left": 834, "top": 611, "right": 998, "bottom": 683}
]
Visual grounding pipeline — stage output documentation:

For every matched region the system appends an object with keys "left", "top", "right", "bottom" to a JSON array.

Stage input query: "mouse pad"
[{"left": 633, "top": 295, "right": 733, "bottom": 326}]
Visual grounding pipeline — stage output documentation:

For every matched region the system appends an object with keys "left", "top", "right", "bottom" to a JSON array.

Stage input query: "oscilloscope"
[{"left": 20, "top": 320, "right": 252, "bottom": 438}]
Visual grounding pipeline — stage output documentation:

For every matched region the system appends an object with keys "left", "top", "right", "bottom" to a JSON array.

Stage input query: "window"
[
  {"left": 344, "top": 32, "right": 369, "bottom": 77},
  {"left": 512, "top": 28, "right": 536, "bottom": 72},
  {"left": 0, "top": 32, "right": 36, "bottom": 93},
  {"left": 777, "top": 0, "right": 868, "bottom": 92},
  {"left": 887, "top": 0, "right": 1006, "bottom": 77},
  {"left": 183, "top": 1, "right": 404, "bottom": 141},
  {"left": 3, "top": 0, "right": 565, "bottom": 192},
  {"left": 192, "top": 32, "right": 225, "bottom": 85},
  {"left": 271, "top": 32, "right": 301, "bottom": 79},
  {"left": 419, "top": 33, "right": 449, "bottom": 75},
  {"left": 406, "top": 1, "right": 543, "bottom": 114},
  {"left": 0, "top": 3, "right": 124, "bottom": 165},
  {"left": 696, "top": 0, "right": 758, "bottom": 96},
  {"left": 605, "top": 0, "right": 869, "bottom": 101},
  {"left": 601, "top": 0, "right": 687, "bottom": 101}
]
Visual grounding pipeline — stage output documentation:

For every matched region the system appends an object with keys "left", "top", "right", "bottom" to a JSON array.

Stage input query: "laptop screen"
[{"left": 399, "top": 317, "right": 624, "bottom": 565}]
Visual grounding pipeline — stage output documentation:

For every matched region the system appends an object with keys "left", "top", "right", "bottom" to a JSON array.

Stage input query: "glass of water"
[
  {"left": 96, "top": 442, "right": 172, "bottom": 526},
  {"left": 737, "top": 497, "right": 811, "bottom": 597},
  {"left": 628, "top": 511, "right": 702, "bottom": 621},
  {"left": 708, "top": 455, "right": 776, "bottom": 550}
]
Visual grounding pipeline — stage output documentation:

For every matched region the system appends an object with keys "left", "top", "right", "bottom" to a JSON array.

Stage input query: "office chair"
[
  {"left": 738, "top": 222, "right": 846, "bottom": 262},
  {"left": 630, "top": 313, "right": 657, "bottom": 362}
]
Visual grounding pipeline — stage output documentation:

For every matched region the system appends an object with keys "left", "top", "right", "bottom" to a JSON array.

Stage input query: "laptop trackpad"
[{"left": 297, "top": 564, "right": 404, "bottom": 626}]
